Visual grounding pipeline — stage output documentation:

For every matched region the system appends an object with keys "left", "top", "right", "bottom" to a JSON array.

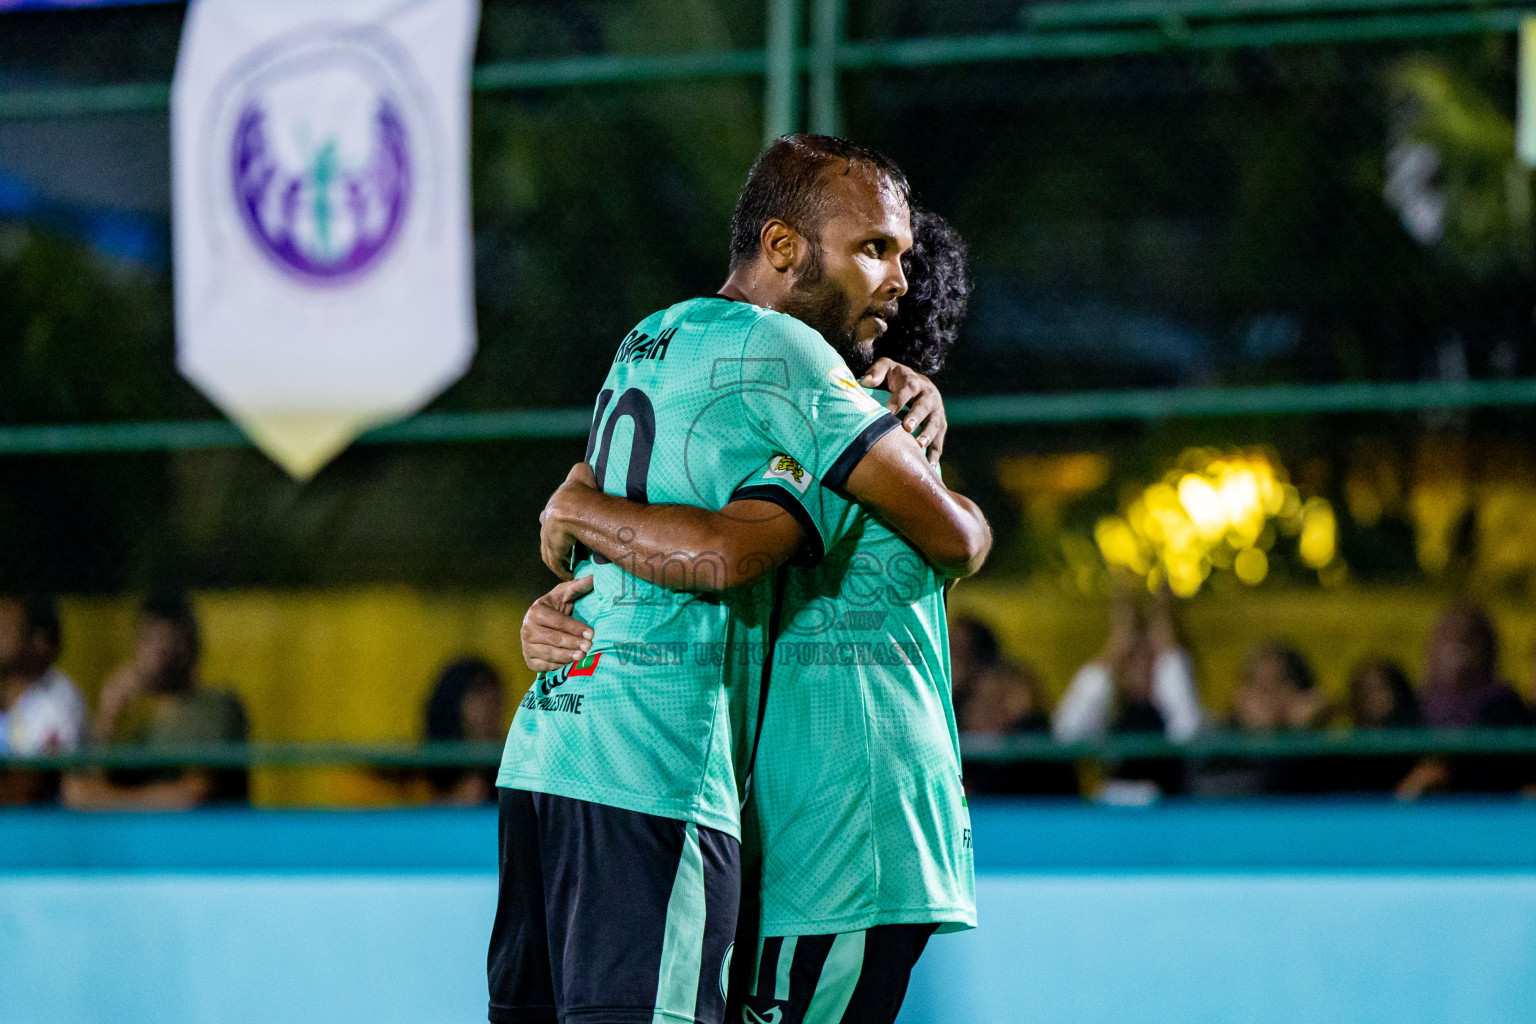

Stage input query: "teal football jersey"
[
  {"left": 497, "top": 297, "right": 899, "bottom": 838},
  {"left": 735, "top": 448, "right": 976, "bottom": 934}
]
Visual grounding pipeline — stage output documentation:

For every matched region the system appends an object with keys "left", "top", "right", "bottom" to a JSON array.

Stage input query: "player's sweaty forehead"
[{"left": 814, "top": 165, "right": 912, "bottom": 255}]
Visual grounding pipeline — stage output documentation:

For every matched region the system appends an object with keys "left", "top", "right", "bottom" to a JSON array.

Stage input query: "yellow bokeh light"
[
  {"left": 1259, "top": 472, "right": 1284, "bottom": 516},
  {"left": 1279, "top": 484, "right": 1303, "bottom": 520},
  {"left": 1091, "top": 447, "right": 1337, "bottom": 595},
  {"left": 1166, "top": 555, "right": 1207, "bottom": 597},
  {"left": 1299, "top": 498, "right": 1337, "bottom": 569},
  {"left": 1234, "top": 546, "right": 1269, "bottom": 585},
  {"left": 1216, "top": 466, "right": 1261, "bottom": 521},
  {"left": 1319, "top": 558, "right": 1350, "bottom": 588},
  {"left": 1177, "top": 474, "right": 1226, "bottom": 540},
  {"left": 1093, "top": 516, "right": 1148, "bottom": 573}
]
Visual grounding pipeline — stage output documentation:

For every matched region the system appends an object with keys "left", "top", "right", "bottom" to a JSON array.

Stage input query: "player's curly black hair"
[{"left": 875, "top": 206, "right": 971, "bottom": 376}]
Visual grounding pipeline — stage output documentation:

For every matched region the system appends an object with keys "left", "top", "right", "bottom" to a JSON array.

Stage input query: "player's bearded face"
[
  {"left": 781, "top": 233, "right": 902, "bottom": 377},
  {"left": 776, "top": 172, "right": 909, "bottom": 373},
  {"left": 780, "top": 240, "right": 866, "bottom": 368}
]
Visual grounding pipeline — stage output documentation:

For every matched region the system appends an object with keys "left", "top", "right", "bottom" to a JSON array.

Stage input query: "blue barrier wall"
[{"left": 2, "top": 801, "right": 1535, "bottom": 1024}]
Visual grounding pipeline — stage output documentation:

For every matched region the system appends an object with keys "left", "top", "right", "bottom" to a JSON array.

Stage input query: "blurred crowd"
[
  {"left": 6, "top": 586, "right": 1536, "bottom": 808},
  {"left": 0, "top": 592, "right": 506, "bottom": 809},
  {"left": 953, "top": 590, "right": 1536, "bottom": 800},
  {"left": 0, "top": 592, "right": 249, "bottom": 809}
]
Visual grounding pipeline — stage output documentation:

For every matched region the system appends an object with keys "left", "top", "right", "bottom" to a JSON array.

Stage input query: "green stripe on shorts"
[
  {"left": 775, "top": 935, "right": 798, "bottom": 1001},
  {"left": 653, "top": 822, "right": 706, "bottom": 1024},
  {"left": 803, "top": 931, "right": 866, "bottom": 1024}
]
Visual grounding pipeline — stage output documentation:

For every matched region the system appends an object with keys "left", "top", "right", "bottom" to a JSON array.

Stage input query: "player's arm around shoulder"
[
  {"left": 845, "top": 427, "right": 991, "bottom": 578},
  {"left": 831, "top": 358, "right": 989, "bottom": 578},
  {"left": 539, "top": 464, "right": 806, "bottom": 592},
  {"left": 736, "top": 318, "right": 987, "bottom": 574}
]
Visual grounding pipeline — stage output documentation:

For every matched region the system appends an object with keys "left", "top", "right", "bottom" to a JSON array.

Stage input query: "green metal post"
[
  {"left": 764, "top": 0, "right": 803, "bottom": 144},
  {"left": 809, "top": 0, "right": 845, "bottom": 136}
]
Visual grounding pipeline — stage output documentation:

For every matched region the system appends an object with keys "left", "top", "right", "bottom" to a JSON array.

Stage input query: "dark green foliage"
[{"left": 1, "top": 3, "right": 1533, "bottom": 591}]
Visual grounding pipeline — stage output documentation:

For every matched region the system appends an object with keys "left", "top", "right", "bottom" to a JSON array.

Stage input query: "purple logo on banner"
[
  {"left": 212, "top": 31, "right": 423, "bottom": 287},
  {"left": 231, "top": 98, "right": 410, "bottom": 282}
]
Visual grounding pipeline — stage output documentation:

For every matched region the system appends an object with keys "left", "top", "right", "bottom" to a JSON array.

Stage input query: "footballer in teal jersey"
[
  {"left": 496, "top": 295, "right": 898, "bottom": 836},
  {"left": 736, "top": 448, "right": 975, "bottom": 936},
  {"left": 491, "top": 139, "right": 990, "bottom": 1024},
  {"left": 730, "top": 448, "right": 972, "bottom": 1024},
  {"left": 522, "top": 207, "right": 983, "bottom": 1024}
]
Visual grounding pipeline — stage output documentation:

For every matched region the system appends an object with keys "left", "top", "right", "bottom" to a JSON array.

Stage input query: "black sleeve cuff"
[
  {"left": 823, "top": 412, "right": 901, "bottom": 493},
  {"left": 729, "top": 484, "right": 825, "bottom": 568}
]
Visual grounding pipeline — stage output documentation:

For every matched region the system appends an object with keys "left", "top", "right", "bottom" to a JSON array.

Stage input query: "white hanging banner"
[{"left": 173, "top": 0, "right": 480, "bottom": 479}]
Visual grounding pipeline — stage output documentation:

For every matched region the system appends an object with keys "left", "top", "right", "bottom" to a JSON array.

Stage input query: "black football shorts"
[{"left": 488, "top": 787, "right": 741, "bottom": 1024}]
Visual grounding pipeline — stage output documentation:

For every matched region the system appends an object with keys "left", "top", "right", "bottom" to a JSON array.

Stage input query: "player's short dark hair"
[
  {"left": 876, "top": 206, "right": 971, "bottom": 375},
  {"left": 729, "top": 134, "right": 911, "bottom": 270}
]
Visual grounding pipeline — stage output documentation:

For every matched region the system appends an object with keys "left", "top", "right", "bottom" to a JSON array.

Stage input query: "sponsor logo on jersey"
[
  {"left": 827, "top": 365, "right": 884, "bottom": 414},
  {"left": 743, "top": 1008, "right": 783, "bottom": 1024},
  {"left": 567, "top": 652, "right": 602, "bottom": 677},
  {"left": 762, "top": 454, "right": 811, "bottom": 493},
  {"left": 538, "top": 652, "right": 601, "bottom": 694},
  {"left": 520, "top": 688, "right": 586, "bottom": 715},
  {"left": 520, "top": 652, "right": 602, "bottom": 714}
]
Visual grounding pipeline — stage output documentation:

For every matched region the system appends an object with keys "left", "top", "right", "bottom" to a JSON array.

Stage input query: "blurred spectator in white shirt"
[
  {"left": 0, "top": 593, "right": 85, "bottom": 804},
  {"left": 1054, "top": 584, "right": 1203, "bottom": 745}
]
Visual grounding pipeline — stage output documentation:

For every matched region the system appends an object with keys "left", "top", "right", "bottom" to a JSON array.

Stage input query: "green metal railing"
[
  {"left": 0, "top": 0, "right": 1530, "bottom": 130},
  {"left": 5, "top": 728, "right": 1536, "bottom": 770},
  {"left": 944, "top": 376, "right": 1536, "bottom": 427},
  {"left": 0, "top": 0, "right": 1531, "bottom": 453},
  {"left": 960, "top": 727, "right": 1536, "bottom": 763},
  {"left": 0, "top": 378, "right": 1531, "bottom": 455},
  {"left": 0, "top": 741, "right": 506, "bottom": 771}
]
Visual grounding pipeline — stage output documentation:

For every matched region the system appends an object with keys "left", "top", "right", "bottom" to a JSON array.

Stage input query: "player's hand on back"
[
  {"left": 521, "top": 576, "right": 595, "bottom": 673},
  {"left": 861, "top": 357, "right": 947, "bottom": 465},
  {"left": 539, "top": 462, "right": 600, "bottom": 579}
]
